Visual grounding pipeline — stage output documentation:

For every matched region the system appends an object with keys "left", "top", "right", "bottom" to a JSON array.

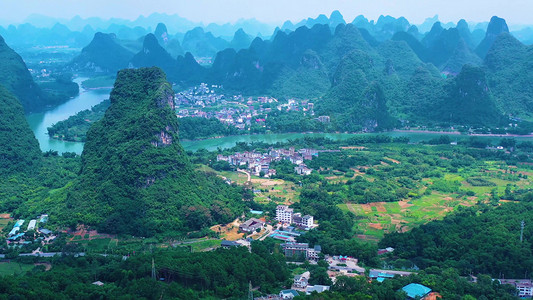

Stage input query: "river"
[
  {"left": 26, "top": 78, "right": 111, "bottom": 154},
  {"left": 180, "top": 131, "right": 533, "bottom": 152},
  {"left": 25, "top": 79, "right": 533, "bottom": 154}
]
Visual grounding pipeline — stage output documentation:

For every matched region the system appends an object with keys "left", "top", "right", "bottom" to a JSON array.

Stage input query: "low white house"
[
  {"left": 306, "top": 285, "right": 330, "bottom": 295},
  {"left": 294, "top": 271, "right": 310, "bottom": 289},
  {"left": 27, "top": 220, "right": 37, "bottom": 231},
  {"left": 279, "top": 289, "right": 299, "bottom": 299}
]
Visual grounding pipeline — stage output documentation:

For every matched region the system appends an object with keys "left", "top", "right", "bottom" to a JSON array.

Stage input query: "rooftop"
[
  {"left": 280, "top": 289, "right": 299, "bottom": 297},
  {"left": 402, "top": 283, "right": 432, "bottom": 299}
]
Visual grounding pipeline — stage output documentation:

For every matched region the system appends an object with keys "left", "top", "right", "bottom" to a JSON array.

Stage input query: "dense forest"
[
  {"left": 0, "top": 236, "right": 519, "bottom": 299},
  {"left": 0, "top": 84, "right": 42, "bottom": 176}
]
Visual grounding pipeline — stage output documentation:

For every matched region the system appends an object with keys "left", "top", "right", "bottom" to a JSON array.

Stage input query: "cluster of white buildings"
[
  {"left": 499, "top": 279, "right": 532, "bottom": 298},
  {"left": 281, "top": 242, "right": 322, "bottom": 261},
  {"left": 276, "top": 205, "right": 314, "bottom": 229},
  {"left": 217, "top": 147, "right": 321, "bottom": 177},
  {"left": 7, "top": 214, "right": 50, "bottom": 241}
]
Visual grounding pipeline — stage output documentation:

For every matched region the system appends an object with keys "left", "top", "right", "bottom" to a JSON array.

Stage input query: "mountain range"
[{"left": 65, "top": 14, "right": 533, "bottom": 130}]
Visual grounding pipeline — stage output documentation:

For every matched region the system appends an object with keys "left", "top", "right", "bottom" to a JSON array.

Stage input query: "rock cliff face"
[{"left": 67, "top": 67, "right": 243, "bottom": 236}]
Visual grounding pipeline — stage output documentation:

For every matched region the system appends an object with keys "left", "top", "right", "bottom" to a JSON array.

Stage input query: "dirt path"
[{"left": 237, "top": 169, "right": 251, "bottom": 183}]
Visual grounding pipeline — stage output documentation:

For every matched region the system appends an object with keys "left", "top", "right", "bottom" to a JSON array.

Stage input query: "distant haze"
[{"left": 0, "top": 0, "right": 532, "bottom": 26}]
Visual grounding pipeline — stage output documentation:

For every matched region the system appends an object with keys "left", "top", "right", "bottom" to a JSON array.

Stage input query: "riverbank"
[{"left": 394, "top": 129, "right": 533, "bottom": 138}]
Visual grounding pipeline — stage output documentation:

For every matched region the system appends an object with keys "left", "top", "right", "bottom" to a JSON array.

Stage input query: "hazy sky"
[{"left": 1, "top": 0, "right": 531, "bottom": 25}]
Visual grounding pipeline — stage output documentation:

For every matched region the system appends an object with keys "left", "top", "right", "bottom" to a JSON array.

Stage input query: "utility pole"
[
  {"left": 151, "top": 258, "right": 156, "bottom": 280},
  {"left": 248, "top": 281, "right": 253, "bottom": 300},
  {"left": 520, "top": 220, "right": 525, "bottom": 243}
]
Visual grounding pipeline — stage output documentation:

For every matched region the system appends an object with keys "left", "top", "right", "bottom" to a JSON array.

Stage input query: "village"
[
  {"left": 174, "top": 83, "right": 330, "bottom": 130},
  {"left": 1, "top": 208, "right": 531, "bottom": 299},
  {"left": 217, "top": 146, "right": 341, "bottom": 178},
  {"left": 219, "top": 206, "right": 454, "bottom": 300},
  {"left": 2, "top": 214, "right": 57, "bottom": 256}
]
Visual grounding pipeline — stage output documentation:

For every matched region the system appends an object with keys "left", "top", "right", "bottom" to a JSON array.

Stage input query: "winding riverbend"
[{"left": 26, "top": 78, "right": 111, "bottom": 154}]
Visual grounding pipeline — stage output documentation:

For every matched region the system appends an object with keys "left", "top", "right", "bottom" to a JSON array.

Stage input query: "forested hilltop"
[{"left": 64, "top": 67, "right": 245, "bottom": 236}]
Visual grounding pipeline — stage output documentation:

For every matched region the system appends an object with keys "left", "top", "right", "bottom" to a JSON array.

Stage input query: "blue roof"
[
  {"left": 250, "top": 210, "right": 263, "bottom": 214},
  {"left": 402, "top": 283, "right": 432, "bottom": 298},
  {"left": 280, "top": 289, "right": 299, "bottom": 296},
  {"left": 40, "top": 229, "right": 53, "bottom": 235},
  {"left": 7, "top": 233, "right": 25, "bottom": 240},
  {"left": 377, "top": 277, "right": 386, "bottom": 282},
  {"left": 221, "top": 240, "right": 240, "bottom": 247}
]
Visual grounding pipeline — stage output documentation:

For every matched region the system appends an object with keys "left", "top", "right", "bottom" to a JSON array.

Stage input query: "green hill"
[
  {"left": 0, "top": 35, "right": 46, "bottom": 112},
  {"left": 181, "top": 27, "right": 229, "bottom": 58},
  {"left": 69, "top": 32, "right": 134, "bottom": 73},
  {"left": 230, "top": 28, "right": 253, "bottom": 51},
  {"left": 484, "top": 33, "right": 533, "bottom": 115},
  {"left": 475, "top": 16, "right": 510, "bottom": 58},
  {"left": 130, "top": 34, "right": 178, "bottom": 81},
  {"left": 436, "top": 64, "right": 502, "bottom": 126},
  {"left": 66, "top": 68, "right": 244, "bottom": 236},
  {"left": 0, "top": 84, "right": 42, "bottom": 176}
]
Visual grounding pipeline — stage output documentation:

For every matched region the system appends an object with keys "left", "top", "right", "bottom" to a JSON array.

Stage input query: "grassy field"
[
  {"left": 0, "top": 213, "right": 11, "bottom": 232},
  {"left": 216, "top": 170, "right": 249, "bottom": 185},
  {"left": 339, "top": 164, "right": 531, "bottom": 242},
  {"left": 249, "top": 177, "right": 299, "bottom": 204},
  {"left": 0, "top": 262, "right": 35, "bottom": 276},
  {"left": 213, "top": 168, "right": 299, "bottom": 204},
  {"left": 70, "top": 238, "right": 118, "bottom": 252},
  {"left": 176, "top": 239, "right": 222, "bottom": 252}
]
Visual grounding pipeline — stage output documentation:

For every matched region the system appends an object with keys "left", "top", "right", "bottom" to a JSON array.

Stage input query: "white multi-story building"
[
  {"left": 499, "top": 279, "right": 532, "bottom": 298},
  {"left": 293, "top": 213, "right": 314, "bottom": 229},
  {"left": 276, "top": 205, "right": 294, "bottom": 223}
]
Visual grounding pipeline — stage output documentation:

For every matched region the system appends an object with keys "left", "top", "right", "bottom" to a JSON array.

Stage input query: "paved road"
[{"left": 259, "top": 225, "right": 273, "bottom": 241}]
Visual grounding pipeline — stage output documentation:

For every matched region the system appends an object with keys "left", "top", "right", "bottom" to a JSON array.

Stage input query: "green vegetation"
[
  {"left": 37, "top": 73, "right": 80, "bottom": 106},
  {"left": 178, "top": 117, "right": 239, "bottom": 140},
  {"left": 81, "top": 75, "right": 116, "bottom": 89},
  {"left": 381, "top": 196, "right": 533, "bottom": 278},
  {"left": 0, "top": 153, "right": 80, "bottom": 219},
  {"left": 1, "top": 35, "right": 79, "bottom": 112},
  {"left": 0, "top": 262, "right": 35, "bottom": 276},
  {"left": 295, "top": 271, "right": 516, "bottom": 299},
  {"left": 0, "top": 245, "right": 290, "bottom": 299},
  {"left": 65, "top": 67, "right": 246, "bottom": 236},
  {"left": 47, "top": 100, "right": 110, "bottom": 142},
  {"left": 0, "top": 35, "right": 45, "bottom": 112},
  {"left": 68, "top": 32, "right": 134, "bottom": 74},
  {"left": 0, "top": 84, "right": 42, "bottom": 176}
]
